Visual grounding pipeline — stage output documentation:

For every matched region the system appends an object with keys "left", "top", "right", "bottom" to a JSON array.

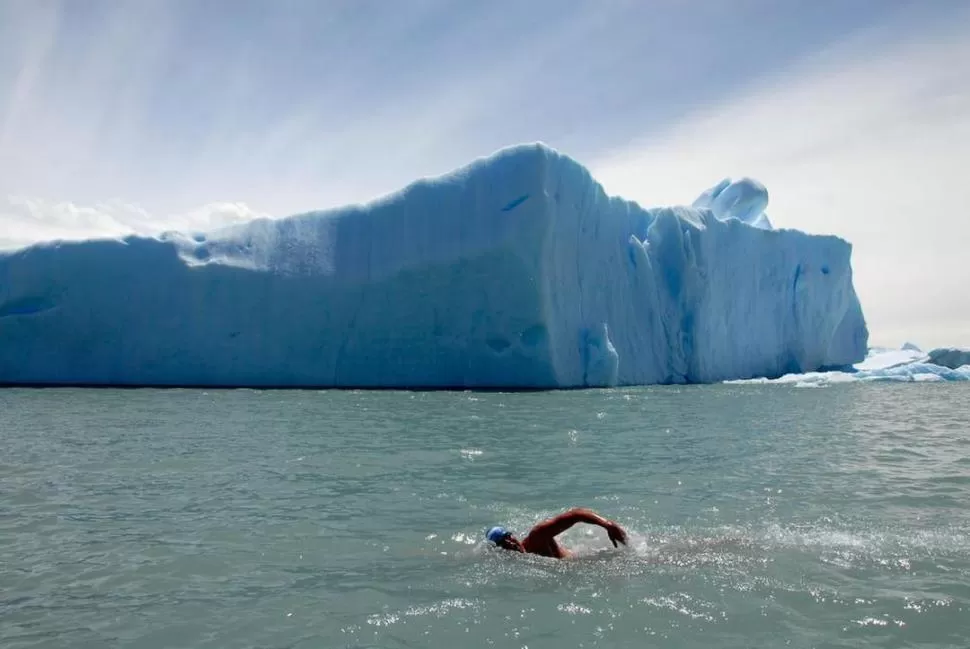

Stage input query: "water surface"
[{"left": 2, "top": 384, "right": 968, "bottom": 648}]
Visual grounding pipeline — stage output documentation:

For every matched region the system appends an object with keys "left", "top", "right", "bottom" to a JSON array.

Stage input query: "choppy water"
[{"left": 2, "top": 384, "right": 968, "bottom": 648}]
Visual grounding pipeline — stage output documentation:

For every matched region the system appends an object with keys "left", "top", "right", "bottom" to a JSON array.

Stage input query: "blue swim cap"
[{"left": 486, "top": 526, "right": 510, "bottom": 544}]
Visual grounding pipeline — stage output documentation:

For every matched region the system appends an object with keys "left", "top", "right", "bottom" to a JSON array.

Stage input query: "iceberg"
[
  {"left": 728, "top": 362, "right": 970, "bottom": 387},
  {"left": 853, "top": 346, "right": 928, "bottom": 371},
  {"left": 0, "top": 143, "right": 868, "bottom": 388},
  {"left": 691, "top": 177, "right": 773, "bottom": 230},
  {"left": 727, "top": 346, "right": 970, "bottom": 387},
  {"left": 927, "top": 347, "right": 970, "bottom": 370}
]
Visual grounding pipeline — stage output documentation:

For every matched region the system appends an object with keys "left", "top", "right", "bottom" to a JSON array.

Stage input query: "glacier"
[{"left": 0, "top": 143, "right": 869, "bottom": 388}]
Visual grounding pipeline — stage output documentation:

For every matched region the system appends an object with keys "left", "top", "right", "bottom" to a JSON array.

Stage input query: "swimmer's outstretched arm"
[{"left": 527, "top": 508, "right": 629, "bottom": 547}]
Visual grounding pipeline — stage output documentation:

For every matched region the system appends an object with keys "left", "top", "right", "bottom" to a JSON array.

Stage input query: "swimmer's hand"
[{"left": 606, "top": 522, "right": 628, "bottom": 548}]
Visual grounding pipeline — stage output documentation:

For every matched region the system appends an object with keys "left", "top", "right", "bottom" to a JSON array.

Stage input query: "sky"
[{"left": 1, "top": 0, "right": 967, "bottom": 348}]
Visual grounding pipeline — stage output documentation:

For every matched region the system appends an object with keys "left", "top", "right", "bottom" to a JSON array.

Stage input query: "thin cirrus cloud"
[{"left": 1, "top": 0, "right": 913, "bottom": 211}]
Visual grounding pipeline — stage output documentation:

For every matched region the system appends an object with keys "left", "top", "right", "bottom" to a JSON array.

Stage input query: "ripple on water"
[{"left": 1, "top": 384, "right": 968, "bottom": 648}]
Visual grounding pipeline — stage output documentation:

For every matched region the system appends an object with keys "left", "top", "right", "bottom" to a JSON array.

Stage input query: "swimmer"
[{"left": 486, "top": 507, "right": 628, "bottom": 559}]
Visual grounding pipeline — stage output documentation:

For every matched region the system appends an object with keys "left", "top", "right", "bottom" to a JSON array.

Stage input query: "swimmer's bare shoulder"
[{"left": 522, "top": 508, "right": 628, "bottom": 558}]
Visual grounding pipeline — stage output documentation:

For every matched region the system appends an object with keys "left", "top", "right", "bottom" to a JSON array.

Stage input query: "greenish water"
[{"left": 1, "top": 384, "right": 968, "bottom": 648}]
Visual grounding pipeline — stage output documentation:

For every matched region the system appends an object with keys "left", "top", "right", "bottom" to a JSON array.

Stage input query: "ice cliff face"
[{"left": 0, "top": 143, "right": 867, "bottom": 387}]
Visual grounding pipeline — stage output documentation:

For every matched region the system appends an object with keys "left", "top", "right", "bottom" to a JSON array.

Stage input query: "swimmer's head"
[{"left": 486, "top": 526, "right": 524, "bottom": 552}]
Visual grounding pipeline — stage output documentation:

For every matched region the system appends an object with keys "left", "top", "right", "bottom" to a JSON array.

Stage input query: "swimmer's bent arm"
[{"left": 527, "top": 508, "right": 629, "bottom": 547}]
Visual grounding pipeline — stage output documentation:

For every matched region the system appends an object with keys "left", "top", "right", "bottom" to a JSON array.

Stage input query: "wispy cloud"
[
  {"left": 1, "top": 1, "right": 907, "bottom": 212},
  {"left": 591, "top": 10, "right": 970, "bottom": 348}
]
